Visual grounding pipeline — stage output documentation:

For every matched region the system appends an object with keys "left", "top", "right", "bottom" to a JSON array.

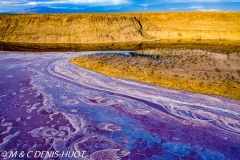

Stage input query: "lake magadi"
[{"left": 0, "top": 51, "right": 239, "bottom": 160}]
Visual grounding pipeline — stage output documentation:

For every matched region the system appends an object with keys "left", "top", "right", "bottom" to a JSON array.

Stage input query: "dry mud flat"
[
  {"left": 0, "top": 51, "right": 240, "bottom": 160},
  {"left": 71, "top": 49, "right": 240, "bottom": 99}
]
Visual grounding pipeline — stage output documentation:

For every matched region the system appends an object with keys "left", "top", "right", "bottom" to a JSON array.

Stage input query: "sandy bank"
[
  {"left": 1, "top": 12, "right": 240, "bottom": 52},
  {"left": 70, "top": 49, "right": 240, "bottom": 99}
]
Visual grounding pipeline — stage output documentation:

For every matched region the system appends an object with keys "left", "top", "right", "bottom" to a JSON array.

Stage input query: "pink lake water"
[{"left": 0, "top": 51, "right": 239, "bottom": 160}]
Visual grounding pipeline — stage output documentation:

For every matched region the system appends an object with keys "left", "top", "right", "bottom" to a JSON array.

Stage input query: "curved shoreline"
[{"left": 70, "top": 49, "right": 240, "bottom": 100}]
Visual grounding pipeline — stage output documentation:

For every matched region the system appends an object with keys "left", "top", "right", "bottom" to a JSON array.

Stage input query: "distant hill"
[{"left": 2, "top": 2, "right": 240, "bottom": 14}]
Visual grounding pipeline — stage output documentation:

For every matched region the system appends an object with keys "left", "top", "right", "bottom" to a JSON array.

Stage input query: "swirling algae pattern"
[{"left": 0, "top": 51, "right": 239, "bottom": 160}]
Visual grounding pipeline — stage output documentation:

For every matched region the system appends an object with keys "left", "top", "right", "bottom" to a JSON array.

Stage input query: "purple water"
[{"left": 0, "top": 51, "right": 239, "bottom": 160}]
